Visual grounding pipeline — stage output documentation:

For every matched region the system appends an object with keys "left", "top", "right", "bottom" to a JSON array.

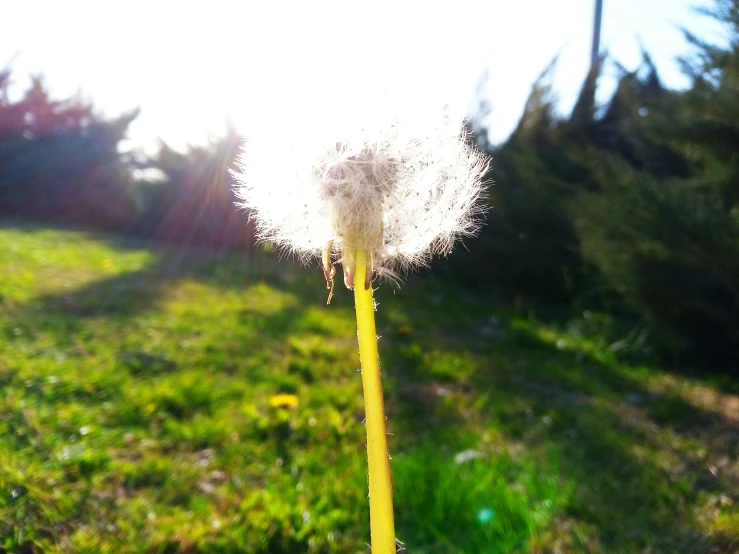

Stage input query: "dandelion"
[
  {"left": 233, "top": 105, "right": 489, "bottom": 554},
  {"left": 234, "top": 106, "right": 488, "bottom": 291},
  {"left": 268, "top": 394, "right": 300, "bottom": 409}
]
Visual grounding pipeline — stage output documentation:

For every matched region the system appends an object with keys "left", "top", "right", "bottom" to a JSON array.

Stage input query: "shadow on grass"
[
  {"left": 381, "top": 315, "right": 739, "bottom": 553},
  {"left": 2, "top": 225, "right": 311, "bottom": 342}
]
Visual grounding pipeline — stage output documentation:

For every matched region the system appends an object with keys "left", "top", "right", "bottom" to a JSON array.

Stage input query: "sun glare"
[
  {"left": 230, "top": 2, "right": 483, "bottom": 144},
  {"left": 2, "top": 0, "right": 724, "bottom": 151}
]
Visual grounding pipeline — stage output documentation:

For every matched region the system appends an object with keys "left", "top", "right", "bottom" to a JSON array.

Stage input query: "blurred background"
[{"left": 1, "top": 0, "right": 738, "bottom": 552}]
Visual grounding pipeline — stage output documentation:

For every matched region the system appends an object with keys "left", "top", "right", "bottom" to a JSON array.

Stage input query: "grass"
[{"left": 0, "top": 219, "right": 737, "bottom": 553}]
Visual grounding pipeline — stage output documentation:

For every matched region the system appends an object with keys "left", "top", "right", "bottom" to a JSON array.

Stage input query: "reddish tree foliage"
[{"left": 0, "top": 72, "right": 139, "bottom": 229}]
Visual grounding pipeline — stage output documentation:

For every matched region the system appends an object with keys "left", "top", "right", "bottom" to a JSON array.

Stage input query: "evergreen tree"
[
  {"left": 457, "top": 62, "right": 596, "bottom": 304},
  {"left": 0, "top": 73, "right": 139, "bottom": 229},
  {"left": 574, "top": 0, "right": 739, "bottom": 365},
  {"left": 460, "top": 0, "right": 738, "bottom": 366}
]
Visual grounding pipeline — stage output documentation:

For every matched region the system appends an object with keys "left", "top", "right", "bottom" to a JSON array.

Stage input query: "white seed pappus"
[{"left": 233, "top": 106, "right": 489, "bottom": 284}]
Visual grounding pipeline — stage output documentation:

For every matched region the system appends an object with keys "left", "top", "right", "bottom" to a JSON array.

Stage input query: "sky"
[{"left": 1, "top": 0, "right": 728, "bottom": 152}]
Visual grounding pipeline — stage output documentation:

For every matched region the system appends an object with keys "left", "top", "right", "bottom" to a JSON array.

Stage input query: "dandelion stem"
[{"left": 354, "top": 249, "right": 395, "bottom": 554}]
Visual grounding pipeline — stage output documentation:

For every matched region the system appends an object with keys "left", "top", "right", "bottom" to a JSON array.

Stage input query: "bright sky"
[{"left": 2, "top": 0, "right": 727, "bottom": 152}]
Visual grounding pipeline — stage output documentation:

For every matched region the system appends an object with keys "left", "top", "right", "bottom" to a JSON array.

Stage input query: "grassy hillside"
[{"left": 0, "top": 221, "right": 737, "bottom": 553}]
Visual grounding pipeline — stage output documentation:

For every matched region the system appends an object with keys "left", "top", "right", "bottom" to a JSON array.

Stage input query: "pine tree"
[
  {"left": 574, "top": 0, "right": 739, "bottom": 365},
  {"left": 454, "top": 62, "right": 593, "bottom": 303}
]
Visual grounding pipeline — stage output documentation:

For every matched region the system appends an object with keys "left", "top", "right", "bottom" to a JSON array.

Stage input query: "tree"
[
  {"left": 0, "top": 73, "right": 139, "bottom": 229},
  {"left": 573, "top": 0, "right": 739, "bottom": 365},
  {"left": 134, "top": 125, "right": 254, "bottom": 250},
  {"left": 455, "top": 61, "right": 596, "bottom": 304}
]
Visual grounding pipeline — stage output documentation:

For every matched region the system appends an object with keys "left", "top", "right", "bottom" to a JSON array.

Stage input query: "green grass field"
[{"left": 0, "top": 220, "right": 737, "bottom": 553}]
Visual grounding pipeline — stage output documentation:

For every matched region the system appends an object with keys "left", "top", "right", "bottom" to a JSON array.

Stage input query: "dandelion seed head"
[{"left": 233, "top": 104, "right": 489, "bottom": 284}]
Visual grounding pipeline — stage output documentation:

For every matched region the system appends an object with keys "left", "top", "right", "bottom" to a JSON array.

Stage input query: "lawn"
[{"left": 0, "top": 220, "right": 737, "bottom": 553}]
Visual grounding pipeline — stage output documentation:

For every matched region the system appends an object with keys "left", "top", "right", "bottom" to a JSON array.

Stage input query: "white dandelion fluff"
[{"left": 233, "top": 105, "right": 489, "bottom": 290}]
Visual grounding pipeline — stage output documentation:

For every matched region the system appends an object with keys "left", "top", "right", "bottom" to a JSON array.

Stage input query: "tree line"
[
  {"left": 0, "top": 72, "right": 252, "bottom": 250},
  {"left": 0, "top": 0, "right": 736, "bottom": 368},
  {"left": 458, "top": 0, "right": 739, "bottom": 368}
]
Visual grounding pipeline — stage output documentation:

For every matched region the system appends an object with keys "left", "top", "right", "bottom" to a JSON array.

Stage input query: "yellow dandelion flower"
[{"left": 269, "top": 394, "right": 299, "bottom": 409}]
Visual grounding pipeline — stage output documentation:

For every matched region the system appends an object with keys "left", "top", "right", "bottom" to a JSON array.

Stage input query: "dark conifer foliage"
[
  {"left": 464, "top": 0, "right": 739, "bottom": 366},
  {"left": 574, "top": 0, "right": 739, "bottom": 364},
  {"left": 457, "top": 62, "right": 595, "bottom": 303}
]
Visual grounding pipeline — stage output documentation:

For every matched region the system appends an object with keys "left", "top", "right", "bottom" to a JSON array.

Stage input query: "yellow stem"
[{"left": 353, "top": 250, "right": 396, "bottom": 554}]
